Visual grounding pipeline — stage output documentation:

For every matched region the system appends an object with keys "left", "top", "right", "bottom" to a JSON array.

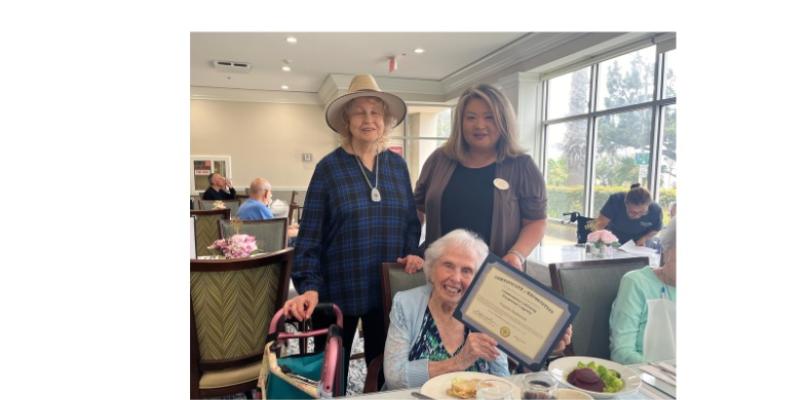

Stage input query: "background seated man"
[
  {"left": 237, "top": 178, "right": 274, "bottom": 220},
  {"left": 202, "top": 173, "right": 237, "bottom": 200}
]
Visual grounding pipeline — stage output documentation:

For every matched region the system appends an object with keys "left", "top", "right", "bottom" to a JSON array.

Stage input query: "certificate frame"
[{"left": 454, "top": 253, "right": 579, "bottom": 371}]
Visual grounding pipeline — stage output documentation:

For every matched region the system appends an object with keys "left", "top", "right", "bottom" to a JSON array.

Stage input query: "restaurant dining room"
[
  {"left": 7, "top": 1, "right": 800, "bottom": 398},
  {"left": 188, "top": 31, "right": 683, "bottom": 399}
]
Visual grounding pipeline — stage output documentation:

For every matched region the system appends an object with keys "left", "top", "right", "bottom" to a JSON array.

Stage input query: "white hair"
[
  {"left": 660, "top": 219, "right": 676, "bottom": 253},
  {"left": 422, "top": 229, "right": 489, "bottom": 280}
]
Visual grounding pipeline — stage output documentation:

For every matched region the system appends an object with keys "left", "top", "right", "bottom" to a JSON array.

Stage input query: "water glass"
[
  {"left": 522, "top": 372, "right": 557, "bottom": 399},
  {"left": 476, "top": 379, "right": 513, "bottom": 400}
]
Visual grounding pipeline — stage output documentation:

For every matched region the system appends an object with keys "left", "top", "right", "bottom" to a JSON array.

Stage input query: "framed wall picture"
[{"left": 191, "top": 155, "right": 232, "bottom": 193}]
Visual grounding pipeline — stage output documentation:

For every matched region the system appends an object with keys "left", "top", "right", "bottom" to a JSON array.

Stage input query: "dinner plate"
[
  {"left": 548, "top": 356, "right": 641, "bottom": 399},
  {"left": 553, "top": 388, "right": 592, "bottom": 399},
  {"left": 420, "top": 371, "right": 521, "bottom": 399}
]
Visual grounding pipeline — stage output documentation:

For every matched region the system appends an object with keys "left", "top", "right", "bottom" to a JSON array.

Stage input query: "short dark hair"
[{"left": 625, "top": 183, "right": 652, "bottom": 205}]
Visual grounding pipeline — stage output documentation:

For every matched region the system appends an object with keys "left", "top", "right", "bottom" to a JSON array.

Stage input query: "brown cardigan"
[{"left": 414, "top": 148, "right": 547, "bottom": 256}]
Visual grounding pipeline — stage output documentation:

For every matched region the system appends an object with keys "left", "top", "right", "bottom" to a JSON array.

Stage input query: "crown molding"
[
  {"left": 441, "top": 33, "right": 585, "bottom": 95},
  {"left": 191, "top": 86, "right": 321, "bottom": 105},
  {"left": 319, "top": 73, "right": 449, "bottom": 104}
]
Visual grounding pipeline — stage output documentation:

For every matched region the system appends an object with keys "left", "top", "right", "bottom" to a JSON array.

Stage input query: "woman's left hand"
[
  {"left": 397, "top": 254, "right": 424, "bottom": 273},
  {"left": 552, "top": 324, "right": 573, "bottom": 353},
  {"left": 501, "top": 253, "right": 523, "bottom": 271}
]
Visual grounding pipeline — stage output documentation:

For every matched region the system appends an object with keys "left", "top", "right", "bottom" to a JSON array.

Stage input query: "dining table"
[
  {"left": 524, "top": 244, "right": 659, "bottom": 287},
  {"left": 351, "top": 359, "right": 677, "bottom": 399}
]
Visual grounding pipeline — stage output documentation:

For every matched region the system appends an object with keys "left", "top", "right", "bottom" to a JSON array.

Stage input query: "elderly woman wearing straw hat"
[
  {"left": 282, "top": 74, "right": 423, "bottom": 383},
  {"left": 414, "top": 84, "right": 548, "bottom": 271}
]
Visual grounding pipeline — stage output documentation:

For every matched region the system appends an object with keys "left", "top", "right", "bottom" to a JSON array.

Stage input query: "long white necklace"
[{"left": 353, "top": 149, "right": 381, "bottom": 202}]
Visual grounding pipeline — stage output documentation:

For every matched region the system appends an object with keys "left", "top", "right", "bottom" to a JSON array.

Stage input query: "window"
[
  {"left": 663, "top": 50, "right": 676, "bottom": 98},
  {"left": 658, "top": 104, "right": 676, "bottom": 225},
  {"left": 544, "top": 120, "right": 587, "bottom": 219},
  {"left": 391, "top": 106, "right": 452, "bottom": 187},
  {"left": 593, "top": 109, "right": 653, "bottom": 214},
  {"left": 596, "top": 46, "right": 656, "bottom": 110},
  {"left": 541, "top": 42, "right": 676, "bottom": 229},
  {"left": 546, "top": 67, "right": 590, "bottom": 120}
]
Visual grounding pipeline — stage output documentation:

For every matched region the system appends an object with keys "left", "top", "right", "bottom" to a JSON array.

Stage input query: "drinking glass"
[
  {"left": 522, "top": 372, "right": 557, "bottom": 399},
  {"left": 476, "top": 379, "right": 513, "bottom": 400}
]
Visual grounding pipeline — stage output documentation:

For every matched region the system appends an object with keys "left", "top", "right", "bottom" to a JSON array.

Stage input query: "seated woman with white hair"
[
  {"left": 609, "top": 219, "right": 677, "bottom": 364},
  {"left": 383, "top": 229, "right": 572, "bottom": 389}
]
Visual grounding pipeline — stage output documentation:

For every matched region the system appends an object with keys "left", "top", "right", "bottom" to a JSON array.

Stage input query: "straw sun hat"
[{"left": 324, "top": 74, "right": 407, "bottom": 134}]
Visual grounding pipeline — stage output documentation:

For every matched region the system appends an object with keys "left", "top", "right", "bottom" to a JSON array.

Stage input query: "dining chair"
[
  {"left": 199, "top": 199, "right": 241, "bottom": 216},
  {"left": 363, "top": 262, "right": 427, "bottom": 393},
  {"left": 191, "top": 195, "right": 201, "bottom": 210},
  {"left": 191, "top": 209, "right": 230, "bottom": 257},
  {"left": 218, "top": 218, "right": 288, "bottom": 254},
  {"left": 288, "top": 190, "right": 305, "bottom": 225},
  {"left": 190, "top": 248, "right": 293, "bottom": 399},
  {"left": 548, "top": 257, "right": 650, "bottom": 359}
]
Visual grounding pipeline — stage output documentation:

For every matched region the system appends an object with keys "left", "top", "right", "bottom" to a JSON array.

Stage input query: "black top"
[
  {"left": 440, "top": 163, "right": 495, "bottom": 244},
  {"left": 599, "top": 192, "right": 663, "bottom": 244},
  {"left": 202, "top": 186, "right": 237, "bottom": 200}
]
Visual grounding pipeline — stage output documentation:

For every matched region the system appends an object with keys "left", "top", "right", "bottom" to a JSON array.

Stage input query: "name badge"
[
  {"left": 640, "top": 221, "right": 653, "bottom": 227},
  {"left": 493, "top": 178, "right": 510, "bottom": 191}
]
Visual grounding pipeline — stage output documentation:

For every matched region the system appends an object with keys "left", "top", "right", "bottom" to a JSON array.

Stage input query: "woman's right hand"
[
  {"left": 455, "top": 332, "right": 501, "bottom": 368},
  {"left": 282, "top": 290, "right": 319, "bottom": 321}
]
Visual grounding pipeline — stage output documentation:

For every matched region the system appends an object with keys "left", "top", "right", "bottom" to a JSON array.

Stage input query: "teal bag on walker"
[{"left": 259, "top": 304, "right": 345, "bottom": 399}]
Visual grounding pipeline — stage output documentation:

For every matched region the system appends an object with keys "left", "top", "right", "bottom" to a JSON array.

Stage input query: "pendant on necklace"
[{"left": 371, "top": 187, "right": 382, "bottom": 202}]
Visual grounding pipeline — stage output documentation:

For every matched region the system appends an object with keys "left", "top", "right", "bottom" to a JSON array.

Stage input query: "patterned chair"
[
  {"left": 364, "top": 262, "right": 427, "bottom": 393},
  {"left": 199, "top": 199, "right": 241, "bottom": 217},
  {"left": 191, "top": 209, "right": 230, "bottom": 257},
  {"left": 218, "top": 218, "right": 288, "bottom": 254},
  {"left": 549, "top": 257, "right": 649, "bottom": 358},
  {"left": 190, "top": 248, "right": 293, "bottom": 398}
]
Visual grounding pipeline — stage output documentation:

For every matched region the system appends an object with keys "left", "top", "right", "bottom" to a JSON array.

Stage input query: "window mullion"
[{"left": 585, "top": 63, "right": 600, "bottom": 217}]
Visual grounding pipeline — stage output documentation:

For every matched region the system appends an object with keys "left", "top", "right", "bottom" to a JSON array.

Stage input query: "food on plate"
[
  {"left": 567, "top": 368, "right": 604, "bottom": 392},
  {"left": 447, "top": 377, "right": 481, "bottom": 399},
  {"left": 567, "top": 361, "right": 624, "bottom": 393}
]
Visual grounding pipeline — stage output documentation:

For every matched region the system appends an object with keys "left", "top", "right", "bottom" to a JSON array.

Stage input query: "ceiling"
[{"left": 190, "top": 32, "right": 527, "bottom": 93}]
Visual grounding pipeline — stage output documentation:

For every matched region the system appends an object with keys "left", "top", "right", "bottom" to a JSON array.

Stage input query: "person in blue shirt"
[
  {"left": 236, "top": 178, "right": 274, "bottom": 220},
  {"left": 594, "top": 183, "right": 663, "bottom": 246}
]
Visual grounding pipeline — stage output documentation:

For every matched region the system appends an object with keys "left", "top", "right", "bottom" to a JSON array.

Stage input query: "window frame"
[{"left": 541, "top": 42, "right": 676, "bottom": 220}]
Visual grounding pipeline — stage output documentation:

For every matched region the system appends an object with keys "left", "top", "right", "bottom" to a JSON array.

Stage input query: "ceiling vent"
[{"left": 212, "top": 60, "right": 251, "bottom": 73}]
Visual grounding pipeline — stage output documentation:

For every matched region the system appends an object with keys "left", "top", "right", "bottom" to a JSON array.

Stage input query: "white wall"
[
  {"left": 191, "top": 99, "right": 405, "bottom": 193},
  {"left": 190, "top": 99, "right": 338, "bottom": 193}
]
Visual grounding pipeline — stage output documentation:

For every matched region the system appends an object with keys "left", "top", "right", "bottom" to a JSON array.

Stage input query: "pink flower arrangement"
[
  {"left": 587, "top": 229, "right": 619, "bottom": 245},
  {"left": 208, "top": 234, "right": 259, "bottom": 258}
]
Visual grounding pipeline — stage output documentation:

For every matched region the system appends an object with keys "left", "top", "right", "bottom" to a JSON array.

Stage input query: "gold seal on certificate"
[{"left": 454, "top": 254, "right": 579, "bottom": 371}]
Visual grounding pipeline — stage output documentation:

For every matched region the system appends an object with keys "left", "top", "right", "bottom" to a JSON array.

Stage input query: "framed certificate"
[{"left": 454, "top": 253, "right": 579, "bottom": 371}]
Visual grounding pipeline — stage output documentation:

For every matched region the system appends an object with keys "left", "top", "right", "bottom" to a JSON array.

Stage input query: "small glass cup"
[
  {"left": 522, "top": 372, "right": 557, "bottom": 400},
  {"left": 476, "top": 379, "right": 513, "bottom": 400}
]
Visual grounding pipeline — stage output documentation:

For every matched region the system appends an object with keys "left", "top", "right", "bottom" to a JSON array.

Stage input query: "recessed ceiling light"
[
  {"left": 286, "top": 36, "right": 297, "bottom": 44},
  {"left": 281, "top": 85, "right": 289, "bottom": 90},
  {"left": 282, "top": 65, "right": 291, "bottom": 72},
  {"left": 414, "top": 48, "right": 425, "bottom": 54}
]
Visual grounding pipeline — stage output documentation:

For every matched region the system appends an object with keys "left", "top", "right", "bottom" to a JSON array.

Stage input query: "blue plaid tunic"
[{"left": 292, "top": 147, "right": 421, "bottom": 316}]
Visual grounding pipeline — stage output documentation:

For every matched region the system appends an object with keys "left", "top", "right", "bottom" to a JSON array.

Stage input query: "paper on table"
[{"left": 619, "top": 240, "right": 658, "bottom": 255}]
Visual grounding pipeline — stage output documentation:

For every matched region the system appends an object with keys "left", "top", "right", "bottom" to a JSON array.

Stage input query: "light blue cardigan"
[{"left": 383, "top": 284, "right": 510, "bottom": 390}]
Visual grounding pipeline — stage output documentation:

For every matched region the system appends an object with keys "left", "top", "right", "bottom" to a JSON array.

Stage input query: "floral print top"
[{"left": 407, "top": 306, "right": 489, "bottom": 372}]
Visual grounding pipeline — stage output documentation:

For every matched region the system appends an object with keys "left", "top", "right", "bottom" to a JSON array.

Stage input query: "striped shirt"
[{"left": 292, "top": 147, "right": 421, "bottom": 315}]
